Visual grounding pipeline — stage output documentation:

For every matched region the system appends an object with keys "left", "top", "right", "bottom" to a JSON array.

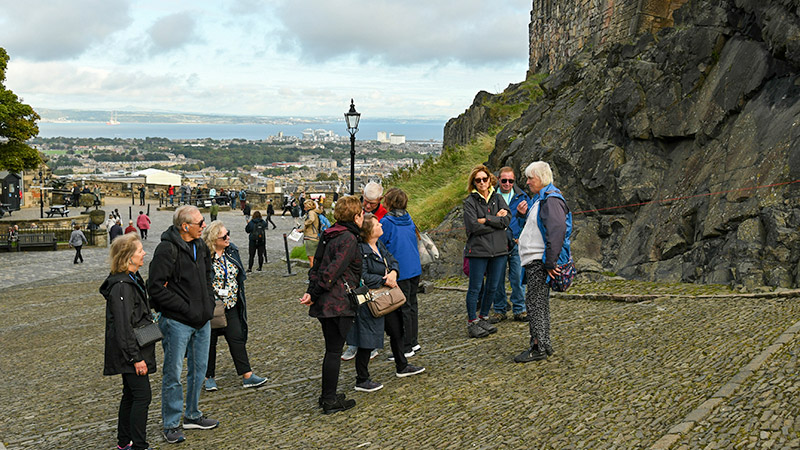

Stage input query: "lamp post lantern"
[{"left": 344, "top": 99, "right": 360, "bottom": 195}]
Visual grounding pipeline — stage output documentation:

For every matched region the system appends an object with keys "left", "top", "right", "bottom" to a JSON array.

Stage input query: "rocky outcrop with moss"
[{"left": 485, "top": 0, "right": 800, "bottom": 289}]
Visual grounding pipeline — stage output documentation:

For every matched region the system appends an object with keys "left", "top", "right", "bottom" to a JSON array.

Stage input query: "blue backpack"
[{"left": 317, "top": 213, "right": 331, "bottom": 238}]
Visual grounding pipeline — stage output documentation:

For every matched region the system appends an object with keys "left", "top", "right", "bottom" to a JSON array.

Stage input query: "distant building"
[
  {"left": 377, "top": 131, "right": 389, "bottom": 143},
  {"left": 389, "top": 134, "right": 406, "bottom": 145}
]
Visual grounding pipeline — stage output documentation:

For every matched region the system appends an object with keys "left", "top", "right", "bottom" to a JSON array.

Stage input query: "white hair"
[
  {"left": 524, "top": 161, "right": 553, "bottom": 186},
  {"left": 363, "top": 181, "right": 383, "bottom": 201}
]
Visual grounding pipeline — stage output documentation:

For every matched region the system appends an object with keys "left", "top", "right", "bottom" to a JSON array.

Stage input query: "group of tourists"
[
  {"left": 102, "top": 205, "right": 266, "bottom": 449},
  {"left": 299, "top": 185, "right": 426, "bottom": 414},
  {"left": 101, "top": 159, "right": 571, "bottom": 447},
  {"left": 462, "top": 161, "right": 571, "bottom": 362}
]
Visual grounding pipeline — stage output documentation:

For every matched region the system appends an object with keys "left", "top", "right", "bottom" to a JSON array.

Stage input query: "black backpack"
[{"left": 253, "top": 220, "right": 267, "bottom": 243}]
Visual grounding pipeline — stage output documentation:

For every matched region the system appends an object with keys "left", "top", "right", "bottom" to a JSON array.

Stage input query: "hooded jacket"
[
  {"left": 306, "top": 222, "right": 362, "bottom": 318},
  {"left": 379, "top": 209, "right": 422, "bottom": 281},
  {"left": 463, "top": 188, "right": 511, "bottom": 258},
  {"left": 100, "top": 271, "right": 157, "bottom": 375},
  {"left": 147, "top": 225, "right": 214, "bottom": 329}
]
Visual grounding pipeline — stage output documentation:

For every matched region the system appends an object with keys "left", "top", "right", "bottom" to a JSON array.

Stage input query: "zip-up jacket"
[
  {"left": 147, "top": 226, "right": 214, "bottom": 329},
  {"left": 463, "top": 188, "right": 511, "bottom": 258},
  {"left": 379, "top": 209, "right": 422, "bottom": 281},
  {"left": 100, "top": 271, "right": 157, "bottom": 375}
]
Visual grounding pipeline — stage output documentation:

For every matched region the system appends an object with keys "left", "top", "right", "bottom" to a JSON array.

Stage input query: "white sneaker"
[
  {"left": 341, "top": 345, "right": 357, "bottom": 361},
  {"left": 411, "top": 344, "right": 421, "bottom": 352},
  {"left": 369, "top": 349, "right": 379, "bottom": 360}
]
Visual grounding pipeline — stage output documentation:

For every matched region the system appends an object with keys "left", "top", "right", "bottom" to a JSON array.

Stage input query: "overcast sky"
[{"left": 0, "top": 0, "right": 530, "bottom": 120}]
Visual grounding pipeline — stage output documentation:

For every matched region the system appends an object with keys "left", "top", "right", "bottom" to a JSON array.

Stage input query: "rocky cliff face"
[
  {"left": 433, "top": 0, "right": 800, "bottom": 289},
  {"left": 487, "top": 0, "right": 800, "bottom": 289}
]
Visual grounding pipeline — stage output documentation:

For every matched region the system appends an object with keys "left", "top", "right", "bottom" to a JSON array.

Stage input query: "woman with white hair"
[
  {"left": 514, "top": 161, "right": 572, "bottom": 362},
  {"left": 201, "top": 220, "right": 267, "bottom": 390}
]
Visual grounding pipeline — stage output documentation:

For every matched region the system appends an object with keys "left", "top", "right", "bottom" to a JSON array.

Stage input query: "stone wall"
[{"left": 529, "top": 0, "right": 688, "bottom": 73}]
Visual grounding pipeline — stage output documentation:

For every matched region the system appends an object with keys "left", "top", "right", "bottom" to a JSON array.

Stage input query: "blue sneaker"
[
  {"left": 204, "top": 378, "right": 218, "bottom": 392},
  {"left": 243, "top": 373, "right": 267, "bottom": 389}
]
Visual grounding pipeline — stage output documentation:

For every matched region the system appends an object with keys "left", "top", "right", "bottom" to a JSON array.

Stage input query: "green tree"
[{"left": 0, "top": 48, "right": 41, "bottom": 172}]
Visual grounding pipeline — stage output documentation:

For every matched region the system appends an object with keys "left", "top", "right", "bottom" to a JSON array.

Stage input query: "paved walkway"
[
  {"left": 0, "top": 198, "right": 304, "bottom": 290},
  {"left": 2, "top": 252, "right": 800, "bottom": 449}
]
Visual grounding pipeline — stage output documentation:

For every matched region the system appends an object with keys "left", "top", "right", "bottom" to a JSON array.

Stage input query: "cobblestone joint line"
[{"left": 648, "top": 317, "right": 800, "bottom": 450}]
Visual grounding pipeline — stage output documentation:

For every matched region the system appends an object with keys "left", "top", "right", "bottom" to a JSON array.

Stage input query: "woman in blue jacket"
[
  {"left": 379, "top": 188, "right": 423, "bottom": 356},
  {"left": 515, "top": 161, "right": 571, "bottom": 362}
]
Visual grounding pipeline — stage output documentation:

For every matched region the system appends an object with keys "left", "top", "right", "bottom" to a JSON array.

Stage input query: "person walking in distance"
[
  {"left": 266, "top": 200, "right": 277, "bottom": 229},
  {"left": 137, "top": 211, "right": 151, "bottom": 240},
  {"left": 244, "top": 211, "right": 268, "bottom": 272},
  {"left": 69, "top": 224, "right": 88, "bottom": 264},
  {"left": 147, "top": 205, "right": 219, "bottom": 444}
]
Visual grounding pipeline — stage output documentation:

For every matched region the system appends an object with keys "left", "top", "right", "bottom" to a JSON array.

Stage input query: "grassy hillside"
[{"left": 385, "top": 73, "right": 547, "bottom": 231}]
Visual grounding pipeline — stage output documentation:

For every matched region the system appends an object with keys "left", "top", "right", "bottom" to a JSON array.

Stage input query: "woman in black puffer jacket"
[
  {"left": 100, "top": 232, "right": 156, "bottom": 450},
  {"left": 463, "top": 164, "right": 511, "bottom": 339}
]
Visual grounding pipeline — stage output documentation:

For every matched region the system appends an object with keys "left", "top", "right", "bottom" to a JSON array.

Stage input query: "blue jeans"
[
  {"left": 465, "top": 256, "right": 506, "bottom": 321},
  {"left": 493, "top": 245, "right": 526, "bottom": 314},
  {"left": 159, "top": 317, "right": 211, "bottom": 430}
]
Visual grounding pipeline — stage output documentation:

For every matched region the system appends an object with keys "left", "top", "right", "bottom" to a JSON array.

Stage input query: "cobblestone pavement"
[
  {"left": 0, "top": 198, "right": 304, "bottom": 291},
  {"left": 2, "top": 249, "right": 800, "bottom": 450}
]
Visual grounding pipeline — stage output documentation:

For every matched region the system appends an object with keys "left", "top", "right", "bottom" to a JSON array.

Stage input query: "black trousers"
[
  {"left": 139, "top": 228, "right": 148, "bottom": 240},
  {"left": 398, "top": 276, "right": 420, "bottom": 353},
  {"left": 118, "top": 373, "right": 151, "bottom": 450},
  {"left": 207, "top": 302, "right": 251, "bottom": 377},
  {"left": 384, "top": 309, "right": 408, "bottom": 371},
  {"left": 266, "top": 215, "right": 277, "bottom": 228},
  {"left": 73, "top": 245, "right": 83, "bottom": 263},
  {"left": 318, "top": 316, "right": 353, "bottom": 402},
  {"left": 248, "top": 242, "right": 266, "bottom": 269}
]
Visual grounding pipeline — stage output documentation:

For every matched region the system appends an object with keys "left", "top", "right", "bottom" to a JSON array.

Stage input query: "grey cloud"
[
  {"left": 0, "top": 0, "right": 132, "bottom": 61},
  {"left": 273, "top": 0, "right": 528, "bottom": 66},
  {"left": 147, "top": 12, "right": 200, "bottom": 55}
]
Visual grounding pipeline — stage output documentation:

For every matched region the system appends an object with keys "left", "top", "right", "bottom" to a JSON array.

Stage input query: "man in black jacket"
[{"left": 147, "top": 205, "right": 219, "bottom": 444}]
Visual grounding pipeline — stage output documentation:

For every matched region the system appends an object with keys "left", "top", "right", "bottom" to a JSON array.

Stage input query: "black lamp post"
[
  {"left": 344, "top": 99, "right": 360, "bottom": 195},
  {"left": 32, "top": 168, "right": 48, "bottom": 219}
]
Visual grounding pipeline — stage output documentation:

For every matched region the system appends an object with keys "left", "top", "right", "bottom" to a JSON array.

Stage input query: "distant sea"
[{"left": 37, "top": 119, "right": 446, "bottom": 141}]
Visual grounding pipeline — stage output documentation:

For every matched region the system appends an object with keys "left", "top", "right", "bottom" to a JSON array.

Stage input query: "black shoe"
[
  {"left": 318, "top": 393, "right": 346, "bottom": 407},
  {"left": 514, "top": 346, "right": 547, "bottom": 363},
  {"left": 321, "top": 395, "right": 356, "bottom": 414},
  {"left": 247, "top": 269, "right": 252, "bottom": 273}
]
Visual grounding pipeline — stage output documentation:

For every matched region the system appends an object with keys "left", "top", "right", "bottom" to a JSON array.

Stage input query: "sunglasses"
[
  {"left": 217, "top": 231, "right": 230, "bottom": 240},
  {"left": 188, "top": 219, "right": 205, "bottom": 227},
  {"left": 474, "top": 177, "right": 489, "bottom": 184},
  {"left": 500, "top": 179, "right": 515, "bottom": 184}
]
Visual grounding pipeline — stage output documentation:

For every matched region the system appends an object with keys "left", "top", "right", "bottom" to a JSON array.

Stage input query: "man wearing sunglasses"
[
  {"left": 489, "top": 167, "right": 531, "bottom": 323},
  {"left": 148, "top": 205, "right": 219, "bottom": 444}
]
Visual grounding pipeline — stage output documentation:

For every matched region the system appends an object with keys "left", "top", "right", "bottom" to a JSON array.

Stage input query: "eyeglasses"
[
  {"left": 217, "top": 231, "right": 230, "bottom": 240},
  {"left": 188, "top": 219, "right": 205, "bottom": 227},
  {"left": 474, "top": 177, "right": 489, "bottom": 184},
  {"left": 500, "top": 179, "right": 515, "bottom": 184}
]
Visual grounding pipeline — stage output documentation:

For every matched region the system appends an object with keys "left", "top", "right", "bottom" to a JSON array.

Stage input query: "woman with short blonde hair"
[{"left": 101, "top": 231, "right": 156, "bottom": 450}]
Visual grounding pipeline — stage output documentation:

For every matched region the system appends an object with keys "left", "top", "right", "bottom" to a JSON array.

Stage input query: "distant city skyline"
[{"left": 0, "top": 0, "right": 530, "bottom": 120}]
